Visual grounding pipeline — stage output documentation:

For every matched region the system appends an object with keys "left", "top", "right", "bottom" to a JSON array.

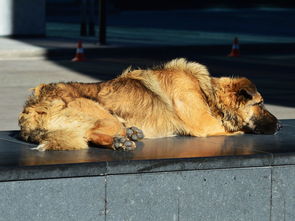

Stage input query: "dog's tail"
[
  {"left": 21, "top": 128, "right": 88, "bottom": 151},
  {"left": 35, "top": 129, "right": 88, "bottom": 151}
]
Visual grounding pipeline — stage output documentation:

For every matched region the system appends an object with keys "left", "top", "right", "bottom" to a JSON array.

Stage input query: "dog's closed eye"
[{"left": 253, "top": 101, "right": 264, "bottom": 106}]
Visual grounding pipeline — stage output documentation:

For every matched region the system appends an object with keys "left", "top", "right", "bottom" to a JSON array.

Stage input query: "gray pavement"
[{"left": 0, "top": 60, "right": 98, "bottom": 130}]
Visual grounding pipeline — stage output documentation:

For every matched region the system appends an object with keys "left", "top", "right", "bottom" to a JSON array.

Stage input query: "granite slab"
[
  {"left": 106, "top": 168, "right": 271, "bottom": 221},
  {"left": 0, "top": 177, "right": 105, "bottom": 221}
]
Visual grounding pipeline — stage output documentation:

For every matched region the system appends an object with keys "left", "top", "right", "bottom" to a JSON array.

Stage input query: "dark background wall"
[{"left": 47, "top": 0, "right": 295, "bottom": 11}]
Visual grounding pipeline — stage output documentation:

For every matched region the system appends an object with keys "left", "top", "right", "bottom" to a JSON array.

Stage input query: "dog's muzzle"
[{"left": 252, "top": 113, "right": 280, "bottom": 135}]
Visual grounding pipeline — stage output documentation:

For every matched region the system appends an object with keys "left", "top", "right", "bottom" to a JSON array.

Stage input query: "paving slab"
[
  {"left": 106, "top": 168, "right": 271, "bottom": 221},
  {"left": 271, "top": 165, "right": 295, "bottom": 221},
  {"left": 0, "top": 177, "right": 105, "bottom": 221}
]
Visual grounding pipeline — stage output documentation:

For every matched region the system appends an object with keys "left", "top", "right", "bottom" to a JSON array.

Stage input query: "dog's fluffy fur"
[{"left": 19, "top": 58, "right": 278, "bottom": 150}]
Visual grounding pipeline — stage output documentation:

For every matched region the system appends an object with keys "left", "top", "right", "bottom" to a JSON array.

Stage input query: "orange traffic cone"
[
  {"left": 72, "top": 40, "right": 86, "bottom": 62},
  {"left": 228, "top": 37, "right": 240, "bottom": 57}
]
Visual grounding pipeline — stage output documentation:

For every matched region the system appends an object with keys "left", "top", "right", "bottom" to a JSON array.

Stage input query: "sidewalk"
[
  {"left": 0, "top": 37, "right": 108, "bottom": 60},
  {"left": 1, "top": 36, "right": 295, "bottom": 61}
]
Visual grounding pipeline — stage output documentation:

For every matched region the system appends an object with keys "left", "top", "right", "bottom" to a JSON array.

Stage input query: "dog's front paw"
[
  {"left": 126, "top": 126, "right": 144, "bottom": 141},
  {"left": 112, "top": 136, "right": 136, "bottom": 151}
]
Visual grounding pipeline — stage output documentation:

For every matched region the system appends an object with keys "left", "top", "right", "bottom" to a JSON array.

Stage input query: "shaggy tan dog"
[{"left": 19, "top": 58, "right": 279, "bottom": 151}]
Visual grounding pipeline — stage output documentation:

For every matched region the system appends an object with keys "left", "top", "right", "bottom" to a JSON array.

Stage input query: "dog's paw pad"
[
  {"left": 126, "top": 127, "right": 144, "bottom": 141},
  {"left": 113, "top": 136, "right": 136, "bottom": 151}
]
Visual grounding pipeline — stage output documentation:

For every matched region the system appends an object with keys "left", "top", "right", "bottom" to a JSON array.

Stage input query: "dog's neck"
[{"left": 209, "top": 77, "right": 244, "bottom": 132}]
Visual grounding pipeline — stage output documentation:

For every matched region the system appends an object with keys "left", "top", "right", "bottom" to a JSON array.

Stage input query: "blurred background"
[{"left": 46, "top": 0, "right": 295, "bottom": 45}]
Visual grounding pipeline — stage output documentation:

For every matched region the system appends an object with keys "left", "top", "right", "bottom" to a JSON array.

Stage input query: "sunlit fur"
[{"left": 18, "top": 58, "right": 278, "bottom": 151}]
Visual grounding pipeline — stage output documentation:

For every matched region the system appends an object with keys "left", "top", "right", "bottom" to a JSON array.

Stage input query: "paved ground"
[{"left": 0, "top": 8, "right": 294, "bottom": 130}]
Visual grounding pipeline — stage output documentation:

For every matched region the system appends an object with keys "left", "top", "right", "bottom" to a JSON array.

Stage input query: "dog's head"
[{"left": 217, "top": 77, "right": 280, "bottom": 135}]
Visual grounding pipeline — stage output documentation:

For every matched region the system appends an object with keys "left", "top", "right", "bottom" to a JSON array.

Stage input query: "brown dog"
[{"left": 19, "top": 58, "right": 279, "bottom": 151}]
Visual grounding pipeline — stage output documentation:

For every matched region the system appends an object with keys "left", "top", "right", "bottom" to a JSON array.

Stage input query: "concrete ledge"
[
  {"left": 1, "top": 165, "right": 294, "bottom": 220},
  {"left": 0, "top": 120, "right": 294, "bottom": 220},
  {"left": 0, "top": 119, "right": 294, "bottom": 181}
]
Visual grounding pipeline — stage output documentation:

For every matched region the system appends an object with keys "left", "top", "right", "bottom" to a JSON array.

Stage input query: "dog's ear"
[
  {"left": 234, "top": 78, "right": 256, "bottom": 101},
  {"left": 238, "top": 88, "right": 253, "bottom": 100}
]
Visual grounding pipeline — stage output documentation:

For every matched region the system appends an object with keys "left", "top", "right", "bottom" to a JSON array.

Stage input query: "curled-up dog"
[{"left": 19, "top": 58, "right": 280, "bottom": 151}]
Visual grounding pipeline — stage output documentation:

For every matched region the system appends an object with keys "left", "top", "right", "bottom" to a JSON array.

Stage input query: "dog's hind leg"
[
  {"left": 20, "top": 97, "right": 144, "bottom": 151},
  {"left": 87, "top": 118, "right": 126, "bottom": 147},
  {"left": 87, "top": 119, "right": 144, "bottom": 151},
  {"left": 63, "top": 98, "right": 143, "bottom": 150}
]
